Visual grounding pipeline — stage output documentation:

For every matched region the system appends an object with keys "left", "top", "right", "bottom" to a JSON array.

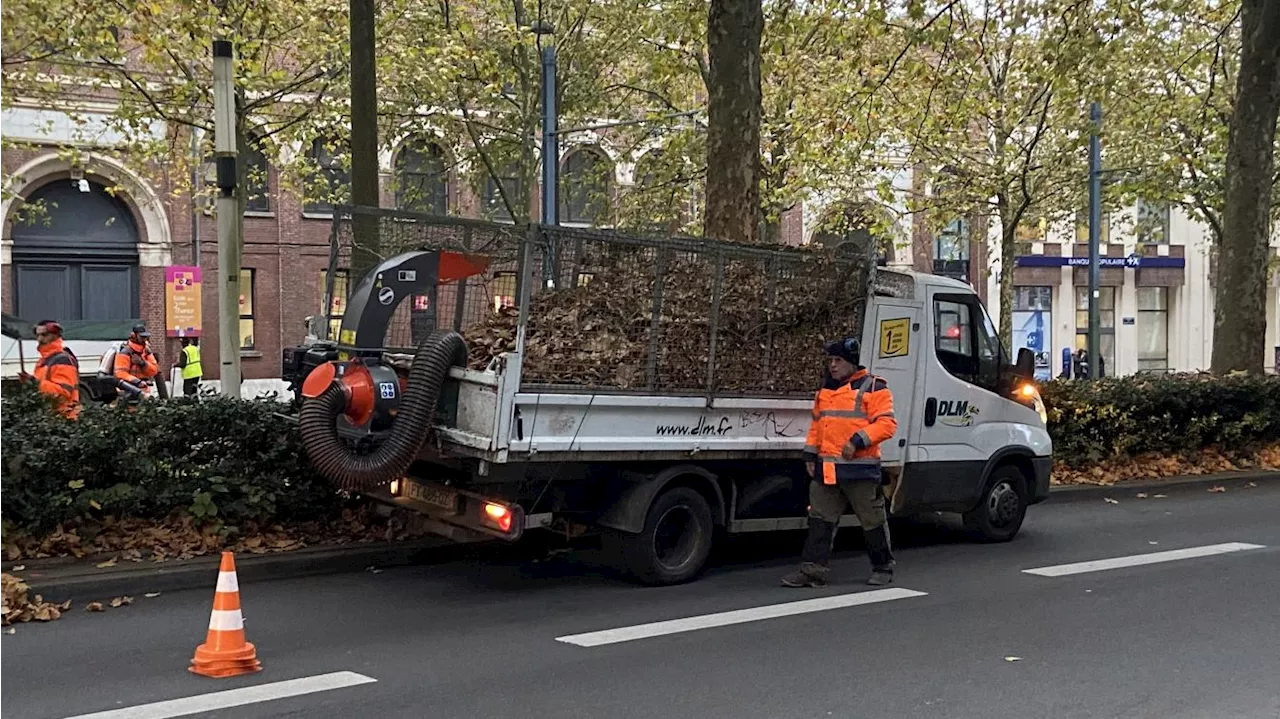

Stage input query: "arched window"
[
  {"left": 560, "top": 148, "right": 611, "bottom": 225},
  {"left": 395, "top": 139, "right": 448, "bottom": 214},
  {"left": 303, "top": 137, "right": 349, "bottom": 215}
]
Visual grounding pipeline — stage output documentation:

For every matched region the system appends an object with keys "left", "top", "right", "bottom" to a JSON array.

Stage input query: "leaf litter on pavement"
[{"left": 2, "top": 573, "right": 71, "bottom": 625}]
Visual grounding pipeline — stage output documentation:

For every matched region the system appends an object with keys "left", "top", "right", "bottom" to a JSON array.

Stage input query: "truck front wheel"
[
  {"left": 963, "top": 465, "right": 1028, "bottom": 542},
  {"left": 611, "top": 486, "right": 714, "bottom": 586}
]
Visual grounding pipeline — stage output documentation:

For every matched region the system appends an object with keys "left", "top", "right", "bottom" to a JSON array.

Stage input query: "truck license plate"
[{"left": 404, "top": 481, "right": 459, "bottom": 514}]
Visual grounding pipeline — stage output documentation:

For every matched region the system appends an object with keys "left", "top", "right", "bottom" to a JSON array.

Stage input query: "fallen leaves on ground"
[
  {"left": 109, "top": 596, "right": 133, "bottom": 608},
  {"left": 1004, "top": 656, "right": 1022, "bottom": 662},
  {"left": 144, "top": 592, "right": 161, "bottom": 598},
  {"left": 1207, "top": 485, "right": 1226, "bottom": 493},
  {"left": 1050, "top": 444, "right": 1280, "bottom": 487},
  {"left": 1136, "top": 493, "right": 1148, "bottom": 499},
  {"left": 1, "top": 505, "right": 436, "bottom": 563},
  {"left": 1104, "top": 498, "right": 1119, "bottom": 504},
  {"left": 85, "top": 602, "right": 104, "bottom": 612},
  {"left": 2, "top": 574, "right": 70, "bottom": 625}
]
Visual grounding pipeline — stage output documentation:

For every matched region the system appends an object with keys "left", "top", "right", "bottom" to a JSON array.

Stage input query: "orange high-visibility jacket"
[
  {"left": 34, "top": 339, "right": 81, "bottom": 419},
  {"left": 114, "top": 340, "right": 159, "bottom": 385},
  {"left": 803, "top": 368, "right": 897, "bottom": 485}
]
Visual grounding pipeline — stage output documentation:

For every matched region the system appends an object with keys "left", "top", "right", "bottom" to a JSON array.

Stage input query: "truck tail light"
[{"left": 482, "top": 502, "right": 514, "bottom": 533}]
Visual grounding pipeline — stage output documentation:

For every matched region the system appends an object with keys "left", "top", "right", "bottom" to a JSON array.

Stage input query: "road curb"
[
  {"left": 8, "top": 538, "right": 457, "bottom": 601},
  {"left": 1047, "top": 469, "right": 1280, "bottom": 503}
]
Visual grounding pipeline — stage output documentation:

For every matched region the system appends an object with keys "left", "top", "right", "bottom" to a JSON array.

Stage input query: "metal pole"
[
  {"left": 541, "top": 44, "right": 558, "bottom": 229},
  {"left": 1087, "top": 101, "right": 1102, "bottom": 380},
  {"left": 213, "top": 39, "right": 242, "bottom": 398},
  {"left": 540, "top": 41, "right": 560, "bottom": 285},
  {"left": 189, "top": 64, "right": 201, "bottom": 266}
]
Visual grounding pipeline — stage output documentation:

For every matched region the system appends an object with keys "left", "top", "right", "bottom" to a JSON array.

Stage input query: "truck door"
[
  {"left": 865, "top": 301, "right": 921, "bottom": 467},
  {"left": 908, "top": 289, "right": 1007, "bottom": 509}
]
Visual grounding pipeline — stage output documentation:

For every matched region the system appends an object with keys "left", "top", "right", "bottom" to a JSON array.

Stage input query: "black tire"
[
  {"left": 963, "top": 465, "right": 1028, "bottom": 542},
  {"left": 612, "top": 486, "right": 715, "bottom": 586}
]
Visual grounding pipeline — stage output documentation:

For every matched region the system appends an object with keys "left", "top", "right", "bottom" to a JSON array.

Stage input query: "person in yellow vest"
[{"left": 175, "top": 337, "right": 203, "bottom": 397}]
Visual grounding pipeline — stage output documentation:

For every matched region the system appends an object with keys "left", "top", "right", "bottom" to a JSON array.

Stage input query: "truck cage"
[{"left": 320, "top": 205, "right": 909, "bottom": 400}]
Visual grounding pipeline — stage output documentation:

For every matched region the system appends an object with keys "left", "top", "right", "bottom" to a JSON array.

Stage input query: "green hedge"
[
  {"left": 1041, "top": 373, "right": 1280, "bottom": 466},
  {"left": 1, "top": 384, "right": 343, "bottom": 534},
  {"left": 4, "top": 374, "right": 1279, "bottom": 535}
]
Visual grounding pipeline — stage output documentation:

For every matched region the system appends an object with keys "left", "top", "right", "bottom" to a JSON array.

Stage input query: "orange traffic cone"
[{"left": 189, "top": 552, "right": 262, "bottom": 678}]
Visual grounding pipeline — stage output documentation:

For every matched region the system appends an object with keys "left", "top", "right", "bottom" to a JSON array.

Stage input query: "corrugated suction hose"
[{"left": 299, "top": 329, "right": 467, "bottom": 492}]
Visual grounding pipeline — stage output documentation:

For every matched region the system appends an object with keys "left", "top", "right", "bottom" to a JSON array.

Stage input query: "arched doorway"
[{"left": 10, "top": 179, "right": 140, "bottom": 321}]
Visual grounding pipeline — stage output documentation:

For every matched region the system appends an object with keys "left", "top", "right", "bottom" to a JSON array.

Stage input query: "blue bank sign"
[{"left": 1014, "top": 253, "right": 1185, "bottom": 269}]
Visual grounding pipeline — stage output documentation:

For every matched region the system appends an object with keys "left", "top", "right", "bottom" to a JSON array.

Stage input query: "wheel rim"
[
  {"left": 987, "top": 481, "right": 1021, "bottom": 528},
  {"left": 652, "top": 506, "right": 698, "bottom": 571}
]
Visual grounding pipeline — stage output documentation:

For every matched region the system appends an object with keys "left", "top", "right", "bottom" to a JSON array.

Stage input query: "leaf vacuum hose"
[{"left": 299, "top": 330, "right": 467, "bottom": 492}]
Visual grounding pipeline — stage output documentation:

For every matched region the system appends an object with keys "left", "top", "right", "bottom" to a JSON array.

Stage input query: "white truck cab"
[{"left": 864, "top": 271, "right": 1051, "bottom": 537}]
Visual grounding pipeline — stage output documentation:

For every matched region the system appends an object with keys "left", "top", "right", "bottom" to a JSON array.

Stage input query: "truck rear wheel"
[
  {"left": 612, "top": 486, "right": 714, "bottom": 586},
  {"left": 963, "top": 465, "right": 1028, "bottom": 542}
]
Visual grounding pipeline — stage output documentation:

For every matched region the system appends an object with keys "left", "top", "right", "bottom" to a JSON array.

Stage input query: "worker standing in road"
[
  {"left": 113, "top": 323, "right": 159, "bottom": 400},
  {"left": 18, "top": 319, "right": 81, "bottom": 419},
  {"left": 782, "top": 337, "right": 899, "bottom": 588},
  {"left": 175, "top": 337, "right": 203, "bottom": 397}
]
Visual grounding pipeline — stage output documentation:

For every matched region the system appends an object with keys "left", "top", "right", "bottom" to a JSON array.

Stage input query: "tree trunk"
[
  {"left": 704, "top": 0, "right": 763, "bottom": 244},
  {"left": 998, "top": 203, "right": 1017, "bottom": 354},
  {"left": 1211, "top": 0, "right": 1280, "bottom": 375},
  {"left": 349, "top": 0, "right": 381, "bottom": 283}
]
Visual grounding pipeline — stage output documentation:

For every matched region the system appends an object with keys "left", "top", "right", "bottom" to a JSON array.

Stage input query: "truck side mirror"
[{"left": 1015, "top": 347, "right": 1035, "bottom": 380}]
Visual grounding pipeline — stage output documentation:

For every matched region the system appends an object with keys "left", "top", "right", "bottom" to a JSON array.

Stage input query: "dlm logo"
[{"left": 938, "top": 399, "right": 980, "bottom": 427}]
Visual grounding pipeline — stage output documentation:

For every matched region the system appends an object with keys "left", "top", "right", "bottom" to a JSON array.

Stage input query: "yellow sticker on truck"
[{"left": 879, "top": 317, "right": 910, "bottom": 358}]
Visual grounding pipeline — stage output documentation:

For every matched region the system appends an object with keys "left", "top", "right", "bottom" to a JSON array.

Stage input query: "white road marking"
[
  {"left": 1022, "top": 542, "right": 1266, "bottom": 578},
  {"left": 556, "top": 588, "right": 927, "bottom": 647},
  {"left": 61, "top": 671, "right": 377, "bottom": 719}
]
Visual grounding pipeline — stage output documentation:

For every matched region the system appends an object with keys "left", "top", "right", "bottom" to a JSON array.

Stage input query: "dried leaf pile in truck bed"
[{"left": 463, "top": 249, "right": 866, "bottom": 393}]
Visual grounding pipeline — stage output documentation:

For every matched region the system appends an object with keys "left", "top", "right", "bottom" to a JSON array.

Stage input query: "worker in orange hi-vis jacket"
[
  {"left": 782, "top": 337, "right": 899, "bottom": 589},
  {"left": 18, "top": 319, "right": 82, "bottom": 419},
  {"left": 113, "top": 323, "right": 159, "bottom": 399}
]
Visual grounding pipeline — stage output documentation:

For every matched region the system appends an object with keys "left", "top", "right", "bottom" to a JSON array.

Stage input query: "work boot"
[
  {"left": 781, "top": 562, "right": 829, "bottom": 588},
  {"left": 863, "top": 523, "right": 896, "bottom": 586}
]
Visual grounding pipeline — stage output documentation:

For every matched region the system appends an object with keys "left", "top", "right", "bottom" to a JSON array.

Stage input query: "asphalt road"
[{"left": 4, "top": 481, "right": 1279, "bottom": 719}]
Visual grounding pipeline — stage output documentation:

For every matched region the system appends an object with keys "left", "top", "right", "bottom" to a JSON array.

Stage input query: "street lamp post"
[
  {"left": 212, "top": 39, "right": 242, "bottom": 397},
  {"left": 1087, "top": 101, "right": 1103, "bottom": 380}
]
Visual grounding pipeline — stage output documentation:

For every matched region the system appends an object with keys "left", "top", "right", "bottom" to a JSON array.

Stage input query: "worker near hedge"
[
  {"left": 175, "top": 337, "right": 203, "bottom": 397},
  {"left": 18, "top": 319, "right": 81, "bottom": 419},
  {"left": 782, "top": 337, "right": 899, "bottom": 588},
  {"left": 113, "top": 323, "right": 159, "bottom": 396}
]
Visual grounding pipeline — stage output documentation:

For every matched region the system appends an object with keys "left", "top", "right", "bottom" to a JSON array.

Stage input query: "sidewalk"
[{"left": 7, "top": 469, "right": 1277, "bottom": 600}]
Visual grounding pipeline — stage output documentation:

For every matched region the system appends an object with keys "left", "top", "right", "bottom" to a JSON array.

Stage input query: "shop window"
[
  {"left": 239, "top": 268, "right": 255, "bottom": 349},
  {"left": 934, "top": 295, "right": 1001, "bottom": 392},
  {"left": 1074, "top": 286, "right": 1115, "bottom": 375},
  {"left": 322, "top": 269, "right": 349, "bottom": 340},
  {"left": 1013, "top": 286, "right": 1053, "bottom": 380},
  {"left": 1137, "top": 286, "right": 1170, "bottom": 372}
]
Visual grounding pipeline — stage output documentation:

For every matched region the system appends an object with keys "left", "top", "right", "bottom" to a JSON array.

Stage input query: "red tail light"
[{"left": 482, "top": 502, "right": 514, "bottom": 533}]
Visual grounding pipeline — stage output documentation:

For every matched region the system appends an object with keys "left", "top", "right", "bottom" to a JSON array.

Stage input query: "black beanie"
[{"left": 824, "top": 337, "right": 860, "bottom": 365}]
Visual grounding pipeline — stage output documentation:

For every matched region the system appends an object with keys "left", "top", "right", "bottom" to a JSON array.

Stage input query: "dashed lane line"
[
  {"left": 556, "top": 587, "right": 928, "bottom": 647},
  {"left": 60, "top": 671, "right": 377, "bottom": 719},
  {"left": 1022, "top": 542, "right": 1266, "bottom": 578}
]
